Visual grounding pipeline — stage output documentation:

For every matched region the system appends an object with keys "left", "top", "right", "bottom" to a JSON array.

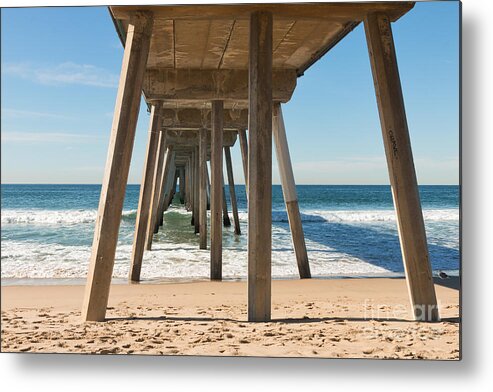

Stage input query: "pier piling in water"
[{"left": 225, "top": 146, "right": 241, "bottom": 235}]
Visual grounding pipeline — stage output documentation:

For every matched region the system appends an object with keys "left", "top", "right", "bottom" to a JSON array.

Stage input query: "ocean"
[{"left": 1, "top": 184, "right": 459, "bottom": 284}]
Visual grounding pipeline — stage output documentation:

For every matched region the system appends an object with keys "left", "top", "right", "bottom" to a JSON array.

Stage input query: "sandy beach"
[{"left": 1, "top": 277, "right": 459, "bottom": 359}]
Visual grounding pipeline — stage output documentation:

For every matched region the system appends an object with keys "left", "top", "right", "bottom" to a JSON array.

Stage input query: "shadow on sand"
[
  {"left": 273, "top": 211, "right": 459, "bottom": 276},
  {"left": 106, "top": 315, "right": 460, "bottom": 324}
]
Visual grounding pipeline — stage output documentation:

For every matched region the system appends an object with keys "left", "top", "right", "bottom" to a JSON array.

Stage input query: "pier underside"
[{"left": 82, "top": 2, "right": 439, "bottom": 324}]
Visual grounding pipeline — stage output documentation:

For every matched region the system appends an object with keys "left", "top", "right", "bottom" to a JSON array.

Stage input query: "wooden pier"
[{"left": 82, "top": 1, "right": 439, "bottom": 323}]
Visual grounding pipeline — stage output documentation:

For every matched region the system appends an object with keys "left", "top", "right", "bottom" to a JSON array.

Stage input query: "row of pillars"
[
  {"left": 130, "top": 101, "right": 310, "bottom": 284},
  {"left": 82, "top": 10, "right": 439, "bottom": 323}
]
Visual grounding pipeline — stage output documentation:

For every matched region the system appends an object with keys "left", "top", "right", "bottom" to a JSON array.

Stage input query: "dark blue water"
[
  {"left": 1, "top": 184, "right": 458, "bottom": 211},
  {"left": 1, "top": 184, "right": 459, "bottom": 281}
]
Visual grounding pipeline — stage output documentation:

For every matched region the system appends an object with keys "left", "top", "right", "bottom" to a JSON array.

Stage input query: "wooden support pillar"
[
  {"left": 146, "top": 128, "right": 166, "bottom": 250},
  {"left": 165, "top": 164, "right": 177, "bottom": 209},
  {"left": 248, "top": 11, "right": 273, "bottom": 322},
  {"left": 224, "top": 146, "right": 241, "bottom": 235},
  {"left": 206, "top": 164, "right": 211, "bottom": 210},
  {"left": 210, "top": 100, "right": 224, "bottom": 280},
  {"left": 129, "top": 104, "right": 162, "bottom": 282},
  {"left": 221, "top": 172, "right": 231, "bottom": 227},
  {"left": 156, "top": 146, "right": 174, "bottom": 230},
  {"left": 81, "top": 12, "right": 153, "bottom": 322},
  {"left": 364, "top": 13, "right": 438, "bottom": 322},
  {"left": 199, "top": 129, "right": 208, "bottom": 249},
  {"left": 239, "top": 129, "right": 249, "bottom": 196},
  {"left": 193, "top": 146, "right": 200, "bottom": 234},
  {"left": 179, "top": 167, "right": 185, "bottom": 204},
  {"left": 186, "top": 158, "right": 192, "bottom": 211},
  {"left": 191, "top": 151, "right": 196, "bottom": 226},
  {"left": 273, "top": 104, "right": 311, "bottom": 279}
]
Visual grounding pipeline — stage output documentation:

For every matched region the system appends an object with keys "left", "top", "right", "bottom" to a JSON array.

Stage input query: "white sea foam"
[
  {"left": 1, "top": 209, "right": 137, "bottom": 225},
  {"left": 1, "top": 206, "right": 459, "bottom": 280},
  {"left": 1, "top": 239, "right": 393, "bottom": 280},
  {"left": 239, "top": 208, "right": 459, "bottom": 223},
  {"left": 2, "top": 207, "right": 458, "bottom": 226}
]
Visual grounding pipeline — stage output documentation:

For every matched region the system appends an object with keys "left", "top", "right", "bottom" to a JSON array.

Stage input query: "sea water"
[{"left": 1, "top": 184, "right": 459, "bottom": 284}]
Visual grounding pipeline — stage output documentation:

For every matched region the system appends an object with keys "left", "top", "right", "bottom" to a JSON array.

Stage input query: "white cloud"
[
  {"left": 3, "top": 62, "right": 119, "bottom": 88},
  {"left": 1, "top": 131, "right": 100, "bottom": 144}
]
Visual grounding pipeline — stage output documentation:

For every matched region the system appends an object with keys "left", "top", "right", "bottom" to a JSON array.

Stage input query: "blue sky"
[{"left": 1, "top": 2, "right": 459, "bottom": 185}]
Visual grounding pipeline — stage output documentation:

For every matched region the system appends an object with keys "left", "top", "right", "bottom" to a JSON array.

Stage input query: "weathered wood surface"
[
  {"left": 156, "top": 146, "right": 175, "bottom": 229},
  {"left": 206, "top": 163, "right": 211, "bottom": 210},
  {"left": 164, "top": 128, "right": 238, "bottom": 147},
  {"left": 210, "top": 100, "right": 224, "bottom": 280},
  {"left": 82, "top": 12, "right": 153, "bottom": 322},
  {"left": 129, "top": 104, "right": 162, "bottom": 282},
  {"left": 185, "top": 158, "right": 192, "bottom": 210},
  {"left": 111, "top": 3, "right": 413, "bottom": 92},
  {"left": 364, "top": 13, "right": 438, "bottom": 322},
  {"left": 144, "top": 69, "right": 296, "bottom": 102},
  {"left": 248, "top": 11, "right": 273, "bottom": 322},
  {"left": 178, "top": 167, "right": 185, "bottom": 204},
  {"left": 238, "top": 129, "right": 249, "bottom": 195},
  {"left": 199, "top": 129, "right": 208, "bottom": 249},
  {"left": 224, "top": 146, "right": 241, "bottom": 235},
  {"left": 111, "top": 3, "right": 413, "bottom": 22},
  {"left": 221, "top": 172, "right": 231, "bottom": 228},
  {"left": 166, "top": 168, "right": 178, "bottom": 208},
  {"left": 272, "top": 104, "right": 311, "bottom": 279},
  {"left": 190, "top": 150, "right": 196, "bottom": 226},
  {"left": 193, "top": 146, "right": 200, "bottom": 234},
  {"left": 146, "top": 129, "right": 167, "bottom": 248}
]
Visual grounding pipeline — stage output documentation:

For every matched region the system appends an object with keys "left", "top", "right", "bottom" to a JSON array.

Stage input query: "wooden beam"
[
  {"left": 224, "top": 146, "right": 241, "bottom": 235},
  {"left": 190, "top": 150, "right": 196, "bottom": 226},
  {"left": 273, "top": 104, "right": 311, "bottom": 279},
  {"left": 193, "top": 146, "right": 200, "bottom": 234},
  {"left": 161, "top": 108, "right": 248, "bottom": 131},
  {"left": 221, "top": 172, "right": 231, "bottom": 227},
  {"left": 206, "top": 163, "right": 211, "bottom": 210},
  {"left": 156, "top": 146, "right": 175, "bottom": 230},
  {"left": 178, "top": 167, "right": 185, "bottom": 204},
  {"left": 184, "top": 159, "right": 190, "bottom": 210},
  {"left": 364, "top": 12, "right": 438, "bottom": 322},
  {"left": 144, "top": 69, "right": 296, "bottom": 102},
  {"left": 238, "top": 129, "right": 249, "bottom": 196},
  {"left": 199, "top": 130, "right": 208, "bottom": 249},
  {"left": 210, "top": 100, "right": 224, "bottom": 280},
  {"left": 129, "top": 104, "right": 162, "bottom": 282},
  {"left": 164, "top": 129, "right": 238, "bottom": 148},
  {"left": 81, "top": 12, "right": 153, "bottom": 322},
  {"left": 165, "top": 166, "right": 178, "bottom": 208},
  {"left": 146, "top": 129, "right": 167, "bottom": 249},
  {"left": 111, "top": 3, "right": 415, "bottom": 23},
  {"left": 248, "top": 11, "right": 273, "bottom": 322}
]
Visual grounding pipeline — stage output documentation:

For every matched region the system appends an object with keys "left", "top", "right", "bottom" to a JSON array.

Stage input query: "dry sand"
[{"left": 0, "top": 278, "right": 460, "bottom": 359}]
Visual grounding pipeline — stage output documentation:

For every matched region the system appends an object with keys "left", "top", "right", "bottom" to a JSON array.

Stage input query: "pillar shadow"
[
  {"left": 106, "top": 315, "right": 460, "bottom": 324},
  {"left": 272, "top": 214, "right": 459, "bottom": 275},
  {"left": 433, "top": 276, "right": 460, "bottom": 290}
]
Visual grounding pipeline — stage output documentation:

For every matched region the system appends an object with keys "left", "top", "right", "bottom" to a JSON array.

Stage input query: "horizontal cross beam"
[
  {"left": 111, "top": 3, "right": 414, "bottom": 22},
  {"left": 144, "top": 69, "right": 296, "bottom": 102},
  {"left": 161, "top": 107, "right": 248, "bottom": 130},
  {"left": 165, "top": 129, "right": 238, "bottom": 148}
]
